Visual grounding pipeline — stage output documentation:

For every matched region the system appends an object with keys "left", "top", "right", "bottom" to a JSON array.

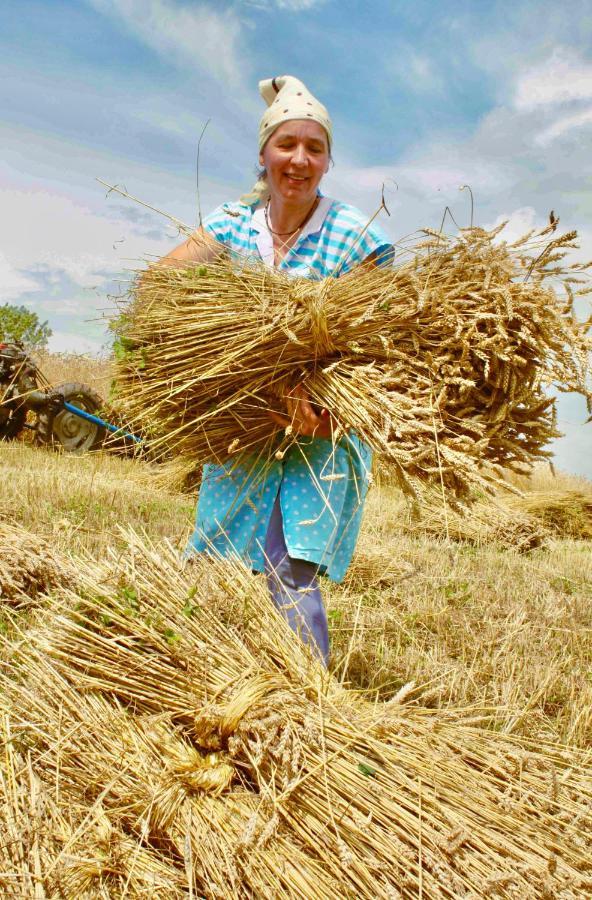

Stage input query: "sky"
[{"left": 1, "top": 0, "right": 591, "bottom": 476}]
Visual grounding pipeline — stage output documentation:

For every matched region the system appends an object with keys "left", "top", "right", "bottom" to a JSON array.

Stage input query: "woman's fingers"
[
  {"left": 268, "top": 410, "right": 291, "bottom": 429},
  {"left": 270, "top": 384, "right": 335, "bottom": 438},
  {"left": 289, "top": 385, "right": 322, "bottom": 426}
]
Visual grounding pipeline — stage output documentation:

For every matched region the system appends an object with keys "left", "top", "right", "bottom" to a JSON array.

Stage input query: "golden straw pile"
[
  {"left": 112, "top": 221, "right": 591, "bottom": 499},
  {"left": 2, "top": 528, "right": 592, "bottom": 898},
  {"left": 407, "top": 494, "right": 550, "bottom": 551},
  {"left": 0, "top": 521, "right": 65, "bottom": 607},
  {"left": 507, "top": 488, "right": 592, "bottom": 540}
]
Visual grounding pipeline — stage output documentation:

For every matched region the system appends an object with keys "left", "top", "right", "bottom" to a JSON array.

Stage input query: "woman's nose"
[{"left": 291, "top": 144, "right": 307, "bottom": 165}]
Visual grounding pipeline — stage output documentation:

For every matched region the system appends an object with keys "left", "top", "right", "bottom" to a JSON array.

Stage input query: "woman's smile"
[{"left": 284, "top": 173, "right": 309, "bottom": 187}]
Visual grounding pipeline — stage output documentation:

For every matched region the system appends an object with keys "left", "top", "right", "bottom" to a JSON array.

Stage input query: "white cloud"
[
  {"left": 27, "top": 296, "right": 90, "bottom": 317},
  {"left": 0, "top": 253, "right": 43, "bottom": 304},
  {"left": 535, "top": 106, "right": 592, "bottom": 144},
  {"left": 395, "top": 159, "right": 510, "bottom": 197},
  {"left": 242, "top": 0, "right": 326, "bottom": 8},
  {"left": 48, "top": 330, "right": 106, "bottom": 356},
  {"left": 514, "top": 47, "right": 592, "bottom": 110},
  {"left": 485, "top": 206, "right": 539, "bottom": 243},
  {"left": 88, "top": 0, "right": 247, "bottom": 87},
  {"left": 0, "top": 185, "right": 175, "bottom": 352},
  {"left": 324, "top": 150, "right": 514, "bottom": 235},
  {"left": 0, "top": 187, "right": 170, "bottom": 290},
  {"left": 552, "top": 419, "right": 592, "bottom": 480},
  {"left": 274, "top": 0, "right": 327, "bottom": 8},
  {"left": 383, "top": 49, "right": 445, "bottom": 97}
]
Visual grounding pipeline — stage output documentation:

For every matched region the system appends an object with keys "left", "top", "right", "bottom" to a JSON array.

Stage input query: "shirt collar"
[{"left": 251, "top": 196, "right": 333, "bottom": 269}]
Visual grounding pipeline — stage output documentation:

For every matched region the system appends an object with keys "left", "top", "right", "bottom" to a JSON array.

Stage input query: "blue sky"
[{"left": 1, "top": 0, "right": 591, "bottom": 475}]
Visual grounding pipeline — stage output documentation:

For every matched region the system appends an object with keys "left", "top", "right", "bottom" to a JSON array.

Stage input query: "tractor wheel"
[
  {"left": 37, "top": 382, "right": 106, "bottom": 454},
  {"left": 0, "top": 404, "right": 27, "bottom": 441}
]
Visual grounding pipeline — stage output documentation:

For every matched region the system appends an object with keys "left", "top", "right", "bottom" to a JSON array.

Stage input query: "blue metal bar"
[{"left": 63, "top": 401, "right": 144, "bottom": 444}]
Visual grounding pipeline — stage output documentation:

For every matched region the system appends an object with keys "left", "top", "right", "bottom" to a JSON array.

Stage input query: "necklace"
[{"left": 264, "top": 196, "right": 319, "bottom": 239}]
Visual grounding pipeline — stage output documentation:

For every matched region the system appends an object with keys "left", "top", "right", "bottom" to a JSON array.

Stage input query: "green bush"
[{"left": 0, "top": 304, "right": 52, "bottom": 349}]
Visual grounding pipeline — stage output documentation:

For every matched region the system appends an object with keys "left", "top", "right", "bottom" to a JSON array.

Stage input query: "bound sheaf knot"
[
  {"left": 291, "top": 281, "right": 336, "bottom": 356},
  {"left": 143, "top": 722, "right": 235, "bottom": 820},
  {"left": 192, "top": 675, "right": 322, "bottom": 794}
]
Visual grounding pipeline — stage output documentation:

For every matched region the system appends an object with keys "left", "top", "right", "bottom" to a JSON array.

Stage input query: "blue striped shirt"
[
  {"left": 203, "top": 196, "right": 392, "bottom": 278},
  {"left": 187, "top": 197, "right": 392, "bottom": 582}
]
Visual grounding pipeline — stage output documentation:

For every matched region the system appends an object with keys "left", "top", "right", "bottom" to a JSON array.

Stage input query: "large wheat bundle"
[
  {"left": 112, "top": 222, "right": 591, "bottom": 499},
  {"left": 2, "top": 528, "right": 591, "bottom": 897}
]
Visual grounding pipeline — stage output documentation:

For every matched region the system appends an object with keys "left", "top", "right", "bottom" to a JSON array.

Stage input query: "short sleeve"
[
  {"left": 327, "top": 202, "right": 394, "bottom": 274},
  {"left": 202, "top": 203, "right": 240, "bottom": 246},
  {"left": 357, "top": 221, "right": 394, "bottom": 268}
]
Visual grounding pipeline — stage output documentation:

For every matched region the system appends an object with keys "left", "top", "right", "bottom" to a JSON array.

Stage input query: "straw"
[
  {"left": 111, "top": 221, "right": 591, "bottom": 499},
  {"left": 2, "top": 528, "right": 591, "bottom": 897}
]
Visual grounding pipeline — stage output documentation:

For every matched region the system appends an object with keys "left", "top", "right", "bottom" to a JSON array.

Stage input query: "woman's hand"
[{"left": 269, "top": 384, "right": 335, "bottom": 439}]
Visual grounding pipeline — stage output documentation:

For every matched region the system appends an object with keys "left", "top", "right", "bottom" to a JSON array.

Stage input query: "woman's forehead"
[{"left": 269, "top": 120, "right": 329, "bottom": 144}]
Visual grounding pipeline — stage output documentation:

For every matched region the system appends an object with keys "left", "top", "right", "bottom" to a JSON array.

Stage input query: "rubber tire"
[
  {"left": 0, "top": 403, "right": 27, "bottom": 441},
  {"left": 37, "top": 382, "right": 106, "bottom": 454}
]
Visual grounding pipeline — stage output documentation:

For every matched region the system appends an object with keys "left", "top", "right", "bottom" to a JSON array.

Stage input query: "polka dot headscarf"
[
  {"left": 239, "top": 75, "right": 333, "bottom": 207},
  {"left": 258, "top": 75, "right": 333, "bottom": 152}
]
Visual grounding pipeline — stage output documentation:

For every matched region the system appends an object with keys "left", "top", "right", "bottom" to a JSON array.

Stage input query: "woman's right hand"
[{"left": 268, "top": 384, "right": 335, "bottom": 439}]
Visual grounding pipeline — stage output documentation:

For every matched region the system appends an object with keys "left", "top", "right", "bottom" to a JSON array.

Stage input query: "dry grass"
[
  {"left": 1, "top": 401, "right": 591, "bottom": 895},
  {"left": 1, "top": 529, "right": 591, "bottom": 898},
  {"left": 1, "top": 437, "right": 590, "bottom": 750},
  {"left": 32, "top": 349, "right": 113, "bottom": 398},
  {"left": 113, "top": 223, "right": 591, "bottom": 500},
  {"left": 0, "top": 522, "right": 66, "bottom": 608},
  {"left": 330, "top": 482, "right": 592, "bottom": 747},
  {"left": 0, "top": 443, "right": 192, "bottom": 556}
]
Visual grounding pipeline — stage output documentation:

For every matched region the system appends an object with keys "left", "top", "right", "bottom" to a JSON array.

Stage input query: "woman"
[{"left": 162, "top": 75, "right": 392, "bottom": 666}]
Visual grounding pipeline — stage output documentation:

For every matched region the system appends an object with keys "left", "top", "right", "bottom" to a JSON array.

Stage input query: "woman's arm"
[{"left": 157, "top": 226, "right": 225, "bottom": 267}]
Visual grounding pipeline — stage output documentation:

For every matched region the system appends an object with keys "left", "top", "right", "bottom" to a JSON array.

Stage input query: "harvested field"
[
  {"left": 1, "top": 361, "right": 591, "bottom": 896},
  {"left": 328, "top": 486, "right": 592, "bottom": 747},
  {"left": 32, "top": 349, "right": 113, "bottom": 399},
  {"left": 2, "top": 529, "right": 592, "bottom": 898},
  {"left": 0, "top": 442, "right": 192, "bottom": 556}
]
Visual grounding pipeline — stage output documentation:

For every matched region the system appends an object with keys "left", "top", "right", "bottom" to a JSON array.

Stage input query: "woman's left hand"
[{"left": 268, "top": 384, "right": 335, "bottom": 439}]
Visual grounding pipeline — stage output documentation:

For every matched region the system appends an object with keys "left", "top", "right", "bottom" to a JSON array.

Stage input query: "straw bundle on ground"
[
  {"left": 112, "top": 222, "right": 591, "bottom": 499},
  {"left": 507, "top": 489, "right": 592, "bottom": 540},
  {"left": 345, "top": 533, "right": 418, "bottom": 587},
  {"left": 0, "top": 521, "right": 65, "bottom": 606},
  {"left": 407, "top": 495, "right": 550, "bottom": 551},
  {"left": 0, "top": 741, "right": 183, "bottom": 899},
  {"left": 2, "top": 528, "right": 591, "bottom": 898}
]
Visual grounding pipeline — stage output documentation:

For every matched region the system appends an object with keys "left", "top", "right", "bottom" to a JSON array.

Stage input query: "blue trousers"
[{"left": 263, "top": 493, "right": 330, "bottom": 667}]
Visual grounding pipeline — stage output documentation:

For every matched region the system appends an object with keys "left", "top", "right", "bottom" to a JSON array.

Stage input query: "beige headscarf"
[{"left": 239, "top": 75, "right": 333, "bottom": 208}]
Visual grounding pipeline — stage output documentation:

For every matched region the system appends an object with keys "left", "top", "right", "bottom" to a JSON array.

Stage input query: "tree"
[{"left": 0, "top": 304, "right": 52, "bottom": 349}]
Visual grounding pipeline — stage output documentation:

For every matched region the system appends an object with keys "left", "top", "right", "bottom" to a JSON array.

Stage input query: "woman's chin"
[{"left": 277, "top": 185, "right": 316, "bottom": 205}]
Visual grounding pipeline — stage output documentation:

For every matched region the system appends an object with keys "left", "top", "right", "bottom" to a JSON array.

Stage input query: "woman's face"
[{"left": 259, "top": 120, "right": 330, "bottom": 206}]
